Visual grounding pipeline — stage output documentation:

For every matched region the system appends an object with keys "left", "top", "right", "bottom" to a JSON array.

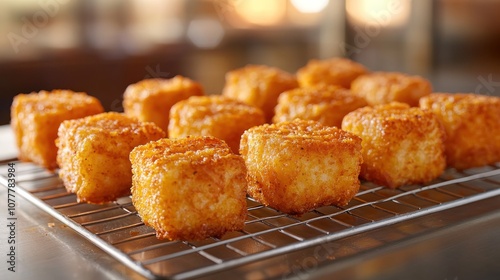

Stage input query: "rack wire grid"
[{"left": 1, "top": 160, "right": 500, "bottom": 279}]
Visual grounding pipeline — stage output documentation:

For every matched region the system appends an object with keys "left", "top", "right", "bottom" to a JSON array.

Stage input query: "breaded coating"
[
  {"left": 123, "top": 76, "right": 204, "bottom": 134},
  {"left": 130, "top": 136, "right": 247, "bottom": 240},
  {"left": 222, "top": 65, "right": 298, "bottom": 122},
  {"left": 240, "top": 119, "right": 362, "bottom": 214},
  {"left": 296, "top": 58, "right": 368, "bottom": 89},
  {"left": 168, "top": 95, "right": 265, "bottom": 153},
  {"left": 420, "top": 93, "right": 500, "bottom": 170},
  {"left": 273, "top": 86, "right": 367, "bottom": 127},
  {"left": 342, "top": 102, "right": 446, "bottom": 188},
  {"left": 351, "top": 72, "right": 431, "bottom": 106},
  {"left": 56, "top": 112, "right": 165, "bottom": 203},
  {"left": 10, "top": 90, "right": 104, "bottom": 170}
]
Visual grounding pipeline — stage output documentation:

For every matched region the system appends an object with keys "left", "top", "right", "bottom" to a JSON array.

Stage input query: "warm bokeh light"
[
  {"left": 235, "top": 0, "right": 286, "bottom": 26},
  {"left": 187, "top": 18, "right": 225, "bottom": 49},
  {"left": 129, "top": 0, "right": 184, "bottom": 44},
  {"left": 39, "top": 20, "right": 80, "bottom": 49},
  {"left": 346, "top": 0, "right": 411, "bottom": 27},
  {"left": 291, "top": 0, "right": 329, "bottom": 13}
]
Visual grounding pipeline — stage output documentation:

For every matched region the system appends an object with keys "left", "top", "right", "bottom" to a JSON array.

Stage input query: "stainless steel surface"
[
  {"left": 1, "top": 157, "right": 499, "bottom": 279},
  {"left": 0, "top": 164, "right": 145, "bottom": 280},
  {"left": 205, "top": 195, "right": 500, "bottom": 280}
]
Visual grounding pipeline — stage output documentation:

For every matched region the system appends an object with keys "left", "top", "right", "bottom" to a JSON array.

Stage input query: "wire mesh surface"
[{"left": 1, "top": 161, "right": 500, "bottom": 279}]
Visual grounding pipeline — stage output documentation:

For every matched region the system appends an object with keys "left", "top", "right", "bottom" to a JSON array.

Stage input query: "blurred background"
[{"left": 1, "top": 0, "right": 500, "bottom": 125}]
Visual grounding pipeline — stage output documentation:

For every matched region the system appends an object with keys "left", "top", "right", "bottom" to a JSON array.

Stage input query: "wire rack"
[{"left": 1, "top": 161, "right": 500, "bottom": 279}]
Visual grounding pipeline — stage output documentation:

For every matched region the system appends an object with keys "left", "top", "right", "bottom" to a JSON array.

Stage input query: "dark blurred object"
[
  {"left": 0, "top": 48, "right": 185, "bottom": 126},
  {"left": 436, "top": 0, "right": 500, "bottom": 72}
]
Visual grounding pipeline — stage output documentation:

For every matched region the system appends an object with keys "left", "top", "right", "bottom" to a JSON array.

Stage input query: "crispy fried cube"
[
  {"left": 296, "top": 58, "right": 368, "bottom": 89},
  {"left": 420, "top": 93, "right": 500, "bottom": 170},
  {"left": 123, "top": 76, "right": 204, "bottom": 134},
  {"left": 56, "top": 112, "right": 165, "bottom": 203},
  {"left": 351, "top": 72, "right": 431, "bottom": 106},
  {"left": 168, "top": 95, "right": 265, "bottom": 153},
  {"left": 10, "top": 90, "right": 104, "bottom": 170},
  {"left": 273, "top": 86, "right": 367, "bottom": 127},
  {"left": 130, "top": 136, "right": 247, "bottom": 240},
  {"left": 342, "top": 102, "right": 446, "bottom": 188},
  {"left": 222, "top": 65, "right": 298, "bottom": 122},
  {"left": 240, "top": 119, "right": 362, "bottom": 214}
]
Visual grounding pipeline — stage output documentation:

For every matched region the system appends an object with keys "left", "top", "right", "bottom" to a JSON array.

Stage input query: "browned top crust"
[
  {"left": 171, "top": 95, "right": 264, "bottom": 120},
  {"left": 420, "top": 92, "right": 500, "bottom": 112},
  {"left": 11, "top": 89, "right": 103, "bottom": 115},
  {"left": 276, "top": 87, "right": 364, "bottom": 107},
  {"left": 222, "top": 64, "right": 298, "bottom": 121},
  {"left": 223, "top": 65, "right": 297, "bottom": 91},
  {"left": 242, "top": 119, "right": 361, "bottom": 146},
  {"left": 419, "top": 93, "right": 500, "bottom": 169},
  {"left": 272, "top": 86, "right": 368, "bottom": 126},
  {"left": 297, "top": 58, "right": 369, "bottom": 88},
  {"left": 124, "top": 75, "right": 204, "bottom": 100},
  {"left": 131, "top": 136, "right": 234, "bottom": 166},
  {"left": 351, "top": 72, "right": 431, "bottom": 106}
]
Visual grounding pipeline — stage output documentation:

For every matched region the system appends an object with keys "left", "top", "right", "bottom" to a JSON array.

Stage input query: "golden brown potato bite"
[
  {"left": 342, "top": 102, "right": 446, "bottom": 188},
  {"left": 240, "top": 119, "right": 362, "bottom": 214},
  {"left": 351, "top": 72, "right": 431, "bottom": 106},
  {"left": 296, "top": 58, "right": 368, "bottom": 89},
  {"left": 272, "top": 86, "right": 367, "bottom": 127},
  {"left": 168, "top": 95, "right": 265, "bottom": 153},
  {"left": 130, "top": 136, "right": 247, "bottom": 240},
  {"left": 10, "top": 90, "right": 104, "bottom": 170},
  {"left": 56, "top": 112, "right": 165, "bottom": 203},
  {"left": 123, "top": 76, "right": 204, "bottom": 134},
  {"left": 222, "top": 64, "right": 298, "bottom": 122},
  {"left": 420, "top": 93, "right": 500, "bottom": 170}
]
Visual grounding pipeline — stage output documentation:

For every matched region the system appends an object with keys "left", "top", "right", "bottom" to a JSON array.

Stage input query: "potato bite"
[
  {"left": 296, "top": 58, "right": 368, "bottom": 89},
  {"left": 56, "top": 112, "right": 165, "bottom": 203},
  {"left": 168, "top": 95, "right": 265, "bottom": 153},
  {"left": 272, "top": 86, "right": 367, "bottom": 127},
  {"left": 130, "top": 136, "right": 247, "bottom": 240},
  {"left": 123, "top": 76, "right": 204, "bottom": 133},
  {"left": 240, "top": 119, "right": 362, "bottom": 214},
  {"left": 222, "top": 64, "right": 298, "bottom": 122},
  {"left": 420, "top": 93, "right": 500, "bottom": 170},
  {"left": 10, "top": 90, "right": 103, "bottom": 170},
  {"left": 342, "top": 102, "right": 446, "bottom": 188},
  {"left": 351, "top": 72, "right": 431, "bottom": 106}
]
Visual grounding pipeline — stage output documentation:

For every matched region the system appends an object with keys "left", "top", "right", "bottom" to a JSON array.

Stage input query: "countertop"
[
  {"left": 1, "top": 124, "right": 500, "bottom": 280},
  {"left": 0, "top": 125, "right": 145, "bottom": 280}
]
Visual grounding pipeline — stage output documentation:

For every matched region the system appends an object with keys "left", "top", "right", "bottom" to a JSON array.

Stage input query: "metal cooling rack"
[{"left": 1, "top": 161, "right": 500, "bottom": 279}]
